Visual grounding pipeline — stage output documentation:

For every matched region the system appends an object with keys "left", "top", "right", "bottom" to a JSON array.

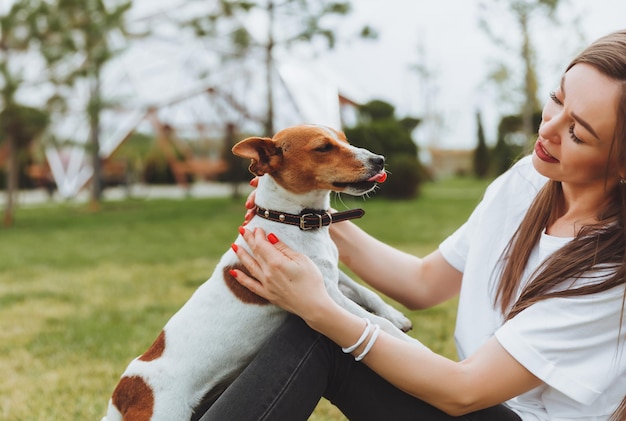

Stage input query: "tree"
[
  {"left": 492, "top": 110, "right": 541, "bottom": 175},
  {"left": 186, "top": 0, "right": 376, "bottom": 136},
  {"left": 473, "top": 111, "right": 489, "bottom": 178},
  {"left": 0, "top": 106, "right": 48, "bottom": 226},
  {"left": 0, "top": 0, "right": 51, "bottom": 227},
  {"left": 479, "top": 0, "right": 562, "bottom": 145},
  {"left": 36, "top": 0, "right": 132, "bottom": 210}
]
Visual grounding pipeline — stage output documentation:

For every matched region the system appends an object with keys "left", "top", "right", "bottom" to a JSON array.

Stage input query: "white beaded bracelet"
[
  {"left": 341, "top": 318, "right": 372, "bottom": 354},
  {"left": 355, "top": 324, "right": 380, "bottom": 362}
]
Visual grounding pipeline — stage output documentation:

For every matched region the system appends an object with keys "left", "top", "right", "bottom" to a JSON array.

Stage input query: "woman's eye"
[
  {"left": 569, "top": 126, "right": 584, "bottom": 144},
  {"left": 549, "top": 91, "right": 563, "bottom": 106}
]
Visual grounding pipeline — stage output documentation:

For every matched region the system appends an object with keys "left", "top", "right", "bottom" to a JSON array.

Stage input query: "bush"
[
  {"left": 343, "top": 99, "right": 425, "bottom": 200},
  {"left": 379, "top": 153, "right": 422, "bottom": 199}
]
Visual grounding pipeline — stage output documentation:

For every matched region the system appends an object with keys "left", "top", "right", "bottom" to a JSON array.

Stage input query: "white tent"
[{"left": 34, "top": 0, "right": 347, "bottom": 198}]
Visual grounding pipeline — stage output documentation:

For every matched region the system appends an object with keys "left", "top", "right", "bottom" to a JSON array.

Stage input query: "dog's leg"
[
  {"left": 326, "top": 274, "right": 424, "bottom": 346},
  {"left": 337, "top": 270, "right": 413, "bottom": 333},
  {"left": 328, "top": 287, "right": 424, "bottom": 346}
]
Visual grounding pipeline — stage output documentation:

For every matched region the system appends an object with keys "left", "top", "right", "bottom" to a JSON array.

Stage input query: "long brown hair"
[{"left": 494, "top": 30, "right": 626, "bottom": 419}]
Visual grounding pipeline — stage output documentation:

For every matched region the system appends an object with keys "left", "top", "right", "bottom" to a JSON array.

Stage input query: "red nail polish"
[
  {"left": 268, "top": 233, "right": 279, "bottom": 244},
  {"left": 231, "top": 243, "right": 238, "bottom": 252},
  {"left": 239, "top": 226, "right": 245, "bottom": 235},
  {"left": 229, "top": 269, "right": 238, "bottom": 278}
]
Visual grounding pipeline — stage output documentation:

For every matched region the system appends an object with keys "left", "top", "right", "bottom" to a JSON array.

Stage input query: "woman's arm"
[
  {"left": 330, "top": 220, "right": 462, "bottom": 309},
  {"left": 309, "top": 304, "right": 541, "bottom": 416},
  {"left": 243, "top": 182, "right": 460, "bottom": 309},
  {"left": 231, "top": 228, "right": 541, "bottom": 416}
]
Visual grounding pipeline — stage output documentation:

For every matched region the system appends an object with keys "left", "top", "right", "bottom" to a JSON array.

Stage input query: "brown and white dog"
[{"left": 102, "top": 124, "right": 413, "bottom": 421}]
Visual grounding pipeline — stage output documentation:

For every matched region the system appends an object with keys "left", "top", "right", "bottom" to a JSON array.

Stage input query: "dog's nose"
[{"left": 369, "top": 155, "right": 385, "bottom": 169}]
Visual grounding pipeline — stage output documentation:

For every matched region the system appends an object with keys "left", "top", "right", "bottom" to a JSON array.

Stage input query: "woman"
[{"left": 200, "top": 30, "right": 626, "bottom": 420}]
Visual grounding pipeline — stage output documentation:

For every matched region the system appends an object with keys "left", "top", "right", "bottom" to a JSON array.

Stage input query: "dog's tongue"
[{"left": 367, "top": 171, "right": 387, "bottom": 183}]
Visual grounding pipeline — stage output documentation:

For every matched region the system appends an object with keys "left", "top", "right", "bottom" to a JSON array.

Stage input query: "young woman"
[{"left": 200, "top": 30, "right": 626, "bottom": 420}]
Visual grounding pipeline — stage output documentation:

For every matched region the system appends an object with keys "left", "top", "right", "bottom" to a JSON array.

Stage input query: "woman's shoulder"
[
  {"left": 503, "top": 155, "right": 546, "bottom": 188},
  {"left": 486, "top": 155, "right": 547, "bottom": 198}
]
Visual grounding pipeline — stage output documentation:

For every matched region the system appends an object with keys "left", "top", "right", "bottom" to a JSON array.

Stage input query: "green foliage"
[
  {"left": 383, "top": 154, "right": 423, "bottom": 199},
  {"left": 344, "top": 99, "right": 425, "bottom": 199},
  {"left": 492, "top": 110, "right": 541, "bottom": 175},
  {"left": 37, "top": 0, "right": 132, "bottom": 82},
  {"left": 0, "top": 104, "right": 49, "bottom": 190},
  {"left": 0, "top": 105, "right": 49, "bottom": 148},
  {"left": 359, "top": 99, "right": 395, "bottom": 121},
  {"left": 473, "top": 111, "right": 490, "bottom": 178},
  {"left": 185, "top": 0, "right": 358, "bottom": 52}
]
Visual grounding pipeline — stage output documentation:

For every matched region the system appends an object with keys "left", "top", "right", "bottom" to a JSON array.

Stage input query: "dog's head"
[{"left": 232, "top": 124, "right": 386, "bottom": 196}]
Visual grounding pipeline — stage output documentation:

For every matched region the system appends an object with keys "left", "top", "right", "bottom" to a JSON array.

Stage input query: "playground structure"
[{"left": 0, "top": 1, "right": 357, "bottom": 199}]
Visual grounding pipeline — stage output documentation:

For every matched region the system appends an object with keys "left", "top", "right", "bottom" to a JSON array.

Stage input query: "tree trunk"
[
  {"left": 520, "top": 10, "right": 538, "bottom": 145},
  {"left": 264, "top": 0, "right": 275, "bottom": 137},
  {"left": 89, "top": 72, "right": 103, "bottom": 211},
  {"left": 3, "top": 134, "right": 17, "bottom": 227}
]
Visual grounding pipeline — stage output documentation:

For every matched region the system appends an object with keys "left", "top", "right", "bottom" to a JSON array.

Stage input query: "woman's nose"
[{"left": 538, "top": 115, "right": 562, "bottom": 144}]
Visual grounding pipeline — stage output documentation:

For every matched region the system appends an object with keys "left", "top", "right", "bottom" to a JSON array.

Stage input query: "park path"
[{"left": 0, "top": 182, "right": 249, "bottom": 208}]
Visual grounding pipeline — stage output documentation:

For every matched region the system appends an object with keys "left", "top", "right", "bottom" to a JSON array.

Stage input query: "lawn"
[{"left": 0, "top": 177, "right": 490, "bottom": 421}]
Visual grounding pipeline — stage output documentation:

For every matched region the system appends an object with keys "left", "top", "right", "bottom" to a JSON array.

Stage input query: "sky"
[
  {"left": 8, "top": 0, "right": 626, "bottom": 152},
  {"left": 312, "top": 0, "right": 626, "bottom": 149}
]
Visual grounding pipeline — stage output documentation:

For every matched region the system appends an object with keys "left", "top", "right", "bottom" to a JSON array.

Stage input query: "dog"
[{"left": 102, "top": 124, "right": 413, "bottom": 421}]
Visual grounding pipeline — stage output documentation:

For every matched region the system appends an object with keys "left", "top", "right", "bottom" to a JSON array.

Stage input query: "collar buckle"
[{"left": 299, "top": 213, "right": 323, "bottom": 230}]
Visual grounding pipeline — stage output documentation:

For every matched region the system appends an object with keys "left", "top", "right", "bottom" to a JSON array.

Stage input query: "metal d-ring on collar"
[{"left": 254, "top": 205, "right": 365, "bottom": 231}]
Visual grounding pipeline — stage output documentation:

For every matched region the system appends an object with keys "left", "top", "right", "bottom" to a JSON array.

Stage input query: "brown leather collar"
[{"left": 254, "top": 205, "right": 365, "bottom": 230}]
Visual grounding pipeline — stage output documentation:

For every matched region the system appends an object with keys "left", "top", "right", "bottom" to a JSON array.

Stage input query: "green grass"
[{"left": 0, "top": 177, "right": 490, "bottom": 421}]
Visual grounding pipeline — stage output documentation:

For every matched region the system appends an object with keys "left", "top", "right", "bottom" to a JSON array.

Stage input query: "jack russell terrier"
[{"left": 102, "top": 124, "right": 413, "bottom": 421}]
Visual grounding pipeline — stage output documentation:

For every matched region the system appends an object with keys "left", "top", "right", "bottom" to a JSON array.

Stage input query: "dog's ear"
[{"left": 232, "top": 136, "right": 283, "bottom": 176}]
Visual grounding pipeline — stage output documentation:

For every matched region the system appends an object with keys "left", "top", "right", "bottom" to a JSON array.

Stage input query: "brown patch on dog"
[
  {"left": 111, "top": 376, "right": 154, "bottom": 420},
  {"left": 223, "top": 263, "right": 269, "bottom": 305},
  {"left": 139, "top": 330, "right": 165, "bottom": 362}
]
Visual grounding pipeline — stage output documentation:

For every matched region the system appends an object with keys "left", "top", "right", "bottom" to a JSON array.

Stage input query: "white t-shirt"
[{"left": 439, "top": 156, "right": 626, "bottom": 420}]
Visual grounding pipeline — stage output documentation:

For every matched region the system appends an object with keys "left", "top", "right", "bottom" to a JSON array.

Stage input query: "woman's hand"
[
  {"left": 230, "top": 227, "right": 333, "bottom": 319},
  {"left": 243, "top": 177, "right": 259, "bottom": 225}
]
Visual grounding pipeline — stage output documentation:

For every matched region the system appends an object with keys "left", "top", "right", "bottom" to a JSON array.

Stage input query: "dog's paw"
[{"left": 378, "top": 307, "right": 413, "bottom": 332}]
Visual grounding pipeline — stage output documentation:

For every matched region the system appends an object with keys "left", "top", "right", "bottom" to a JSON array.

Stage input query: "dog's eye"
[{"left": 314, "top": 143, "right": 334, "bottom": 152}]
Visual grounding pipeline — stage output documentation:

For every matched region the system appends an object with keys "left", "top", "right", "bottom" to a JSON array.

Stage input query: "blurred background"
[
  {"left": 2, "top": 2, "right": 625, "bottom": 418},
  {"left": 1, "top": 0, "right": 625, "bottom": 225}
]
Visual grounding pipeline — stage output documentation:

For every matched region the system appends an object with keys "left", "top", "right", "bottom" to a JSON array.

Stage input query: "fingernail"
[
  {"left": 231, "top": 243, "right": 238, "bottom": 252},
  {"left": 268, "top": 233, "right": 279, "bottom": 244},
  {"left": 229, "top": 269, "right": 238, "bottom": 278},
  {"left": 238, "top": 226, "right": 245, "bottom": 235},
  {"left": 245, "top": 197, "right": 253, "bottom": 208}
]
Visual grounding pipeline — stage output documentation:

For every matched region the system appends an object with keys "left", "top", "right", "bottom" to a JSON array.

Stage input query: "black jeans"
[{"left": 198, "top": 315, "right": 522, "bottom": 421}]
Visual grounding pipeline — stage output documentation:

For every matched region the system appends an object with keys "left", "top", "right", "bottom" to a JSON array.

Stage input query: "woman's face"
[{"left": 533, "top": 63, "right": 622, "bottom": 190}]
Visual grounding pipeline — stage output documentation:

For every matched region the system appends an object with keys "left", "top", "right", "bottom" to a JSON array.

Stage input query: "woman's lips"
[{"left": 534, "top": 140, "right": 559, "bottom": 163}]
